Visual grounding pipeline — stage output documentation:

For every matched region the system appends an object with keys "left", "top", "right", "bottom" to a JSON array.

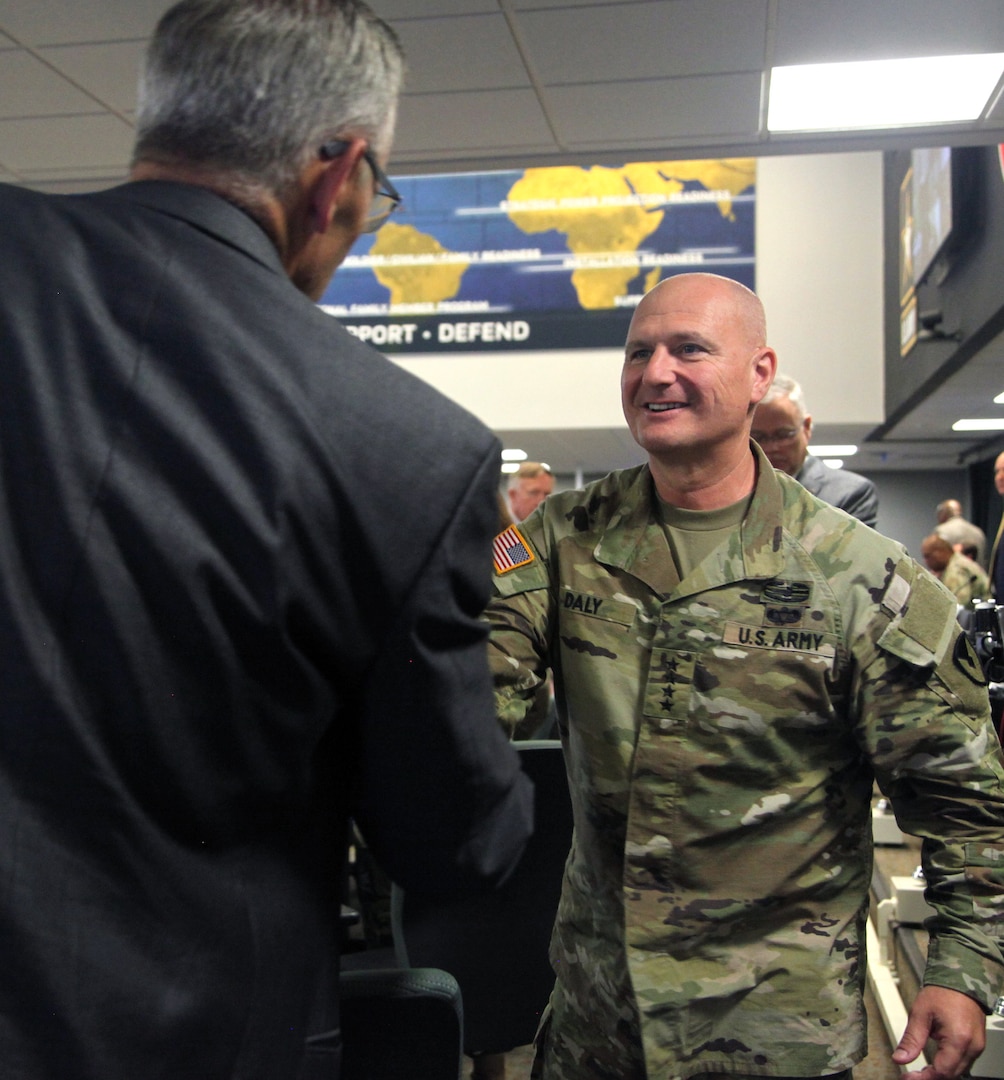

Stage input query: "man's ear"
[
  {"left": 803, "top": 414, "right": 813, "bottom": 439},
  {"left": 750, "top": 346, "right": 778, "bottom": 403},
  {"left": 309, "top": 138, "right": 367, "bottom": 234}
]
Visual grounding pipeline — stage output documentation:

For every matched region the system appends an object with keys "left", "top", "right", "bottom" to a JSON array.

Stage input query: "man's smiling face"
[{"left": 621, "top": 275, "right": 774, "bottom": 469}]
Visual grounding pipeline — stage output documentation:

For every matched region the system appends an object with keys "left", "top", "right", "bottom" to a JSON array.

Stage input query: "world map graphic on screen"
[{"left": 319, "top": 158, "right": 756, "bottom": 352}]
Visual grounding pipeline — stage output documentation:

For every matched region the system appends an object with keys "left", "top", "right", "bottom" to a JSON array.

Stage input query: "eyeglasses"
[
  {"left": 319, "top": 140, "right": 402, "bottom": 233},
  {"left": 751, "top": 427, "right": 801, "bottom": 447}
]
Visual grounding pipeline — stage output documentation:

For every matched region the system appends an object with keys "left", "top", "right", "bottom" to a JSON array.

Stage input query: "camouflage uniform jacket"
[
  {"left": 487, "top": 447, "right": 1004, "bottom": 1079},
  {"left": 940, "top": 551, "right": 991, "bottom": 608}
]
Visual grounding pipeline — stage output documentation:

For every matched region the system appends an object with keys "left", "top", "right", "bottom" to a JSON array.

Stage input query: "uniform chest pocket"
[
  {"left": 558, "top": 588, "right": 637, "bottom": 627},
  {"left": 691, "top": 626, "right": 842, "bottom": 737}
]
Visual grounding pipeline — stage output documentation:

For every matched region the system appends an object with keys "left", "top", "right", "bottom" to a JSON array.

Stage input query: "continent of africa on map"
[{"left": 503, "top": 159, "right": 756, "bottom": 309}]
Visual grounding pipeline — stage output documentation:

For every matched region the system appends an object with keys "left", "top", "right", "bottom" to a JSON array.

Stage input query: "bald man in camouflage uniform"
[{"left": 486, "top": 273, "right": 1004, "bottom": 1080}]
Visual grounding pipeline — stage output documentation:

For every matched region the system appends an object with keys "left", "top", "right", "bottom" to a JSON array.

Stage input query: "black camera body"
[{"left": 969, "top": 600, "right": 1004, "bottom": 734}]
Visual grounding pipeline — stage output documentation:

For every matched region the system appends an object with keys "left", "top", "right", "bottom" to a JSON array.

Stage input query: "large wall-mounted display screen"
[
  {"left": 910, "top": 146, "right": 953, "bottom": 288},
  {"left": 319, "top": 158, "right": 756, "bottom": 353}
]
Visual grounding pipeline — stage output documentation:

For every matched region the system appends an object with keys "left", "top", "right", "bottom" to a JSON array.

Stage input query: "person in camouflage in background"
[{"left": 486, "top": 272, "right": 1004, "bottom": 1080}]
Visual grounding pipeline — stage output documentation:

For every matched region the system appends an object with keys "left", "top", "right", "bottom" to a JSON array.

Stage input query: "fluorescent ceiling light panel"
[
  {"left": 501, "top": 448, "right": 527, "bottom": 461},
  {"left": 808, "top": 444, "right": 858, "bottom": 457},
  {"left": 768, "top": 53, "right": 1004, "bottom": 132},
  {"left": 952, "top": 419, "right": 1004, "bottom": 431},
  {"left": 821, "top": 459, "right": 845, "bottom": 470},
  {"left": 994, "top": 390, "right": 1004, "bottom": 404}
]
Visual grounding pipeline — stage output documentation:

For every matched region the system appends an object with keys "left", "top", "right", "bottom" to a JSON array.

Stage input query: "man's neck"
[
  {"left": 648, "top": 444, "right": 758, "bottom": 511},
  {"left": 129, "top": 158, "right": 344, "bottom": 300},
  {"left": 130, "top": 160, "right": 286, "bottom": 255}
]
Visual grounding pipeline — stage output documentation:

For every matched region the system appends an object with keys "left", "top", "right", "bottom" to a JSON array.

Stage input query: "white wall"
[
  {"left": 392, "top": 349, "right": 625, "bottom": 430},
  {"left": 396, "top": 151, "right": 886, "bottom": 440},
  {"left": 756, "top": 152, "right": 885, "bottom": 428}
]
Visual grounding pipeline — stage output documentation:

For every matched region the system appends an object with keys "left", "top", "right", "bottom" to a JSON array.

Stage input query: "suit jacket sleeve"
[{"left": 351, "top": 441, "right": 534, "bottom": 895}]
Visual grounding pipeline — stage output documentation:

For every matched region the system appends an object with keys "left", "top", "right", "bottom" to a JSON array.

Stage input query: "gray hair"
[
  {"left": 759, "top": 373, "right": 807, "bottom": 423},
  {"left": 134, "top": 0, "right": 405, "bottom": 199}
]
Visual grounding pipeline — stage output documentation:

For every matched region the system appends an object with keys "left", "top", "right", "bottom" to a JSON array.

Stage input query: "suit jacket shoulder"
[{"left": 795, "top": 454, "right": 879, "bottom": 528}]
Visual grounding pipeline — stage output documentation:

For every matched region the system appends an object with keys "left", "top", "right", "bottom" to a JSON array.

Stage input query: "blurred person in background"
[
  {"left": 506, "top": 461, "right": 554, "bottom": 522},
  {"left": 921, "top": 532, "right": 990, "bottom": 608},
  {"left": 990, "top": 451, "right": 1004, "bottom": 601},
  {"left": 753, "top": 373, "right": 879, "bottom": 527},
  {"left": 936, "top": 498, "right": 987, "bottom": 567}
]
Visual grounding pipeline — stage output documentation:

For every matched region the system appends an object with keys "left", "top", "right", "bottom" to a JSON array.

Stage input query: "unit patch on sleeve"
[
  {"left": 953, "top": 632, "right": 988, "bottom": 686},
  {"left": 493, "top": 525, "right": 535, "bottom": 575}
]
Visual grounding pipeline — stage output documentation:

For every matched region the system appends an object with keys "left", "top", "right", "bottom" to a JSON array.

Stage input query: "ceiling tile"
[
  {"left": 515, "top": 0, "right": 768, "bottom": 85},
  {"left": 37, "top": 41, "right": 145, "bottom": 111},
  {"left": 393, "top": 88, "right": 556, "bottom": 158},
  {"left": 371, "top": 0, "right": 497, "bottom": 19},
  {"left": 0, "top": 114, "right": 134, "bottom": 172},
  {"left": 0, "top": 0, "right": 166, "bottom": 46},
  {"left": 545, "top": 73, "right": 761, "bottom": 144},
  {"left": 773, "top": 0, "right": 1004, "bottom": 65},
  {"left": 394, "top": 14, "right": 530, "bottom": 93},
  {"left": 0, "top": 50, "right": 109, "bottom": 118},
  {"left": 509, "top": 0, "right": 645, "bottom": 7}
]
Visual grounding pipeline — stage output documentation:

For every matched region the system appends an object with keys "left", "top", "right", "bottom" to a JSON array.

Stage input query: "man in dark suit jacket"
[
  {"left": 991, "top": 451, "right": 1004, "bottom": 601},
  {"left": 752, "top": 373, "right": 879, "bottom": 528},
  {"left": 0, "top": 2, "right": 533, "bottom": 1077}
]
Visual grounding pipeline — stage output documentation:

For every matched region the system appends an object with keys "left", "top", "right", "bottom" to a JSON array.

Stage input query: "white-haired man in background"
[{"left": 752, "top": 373, "right": 879, "bottom": 527}]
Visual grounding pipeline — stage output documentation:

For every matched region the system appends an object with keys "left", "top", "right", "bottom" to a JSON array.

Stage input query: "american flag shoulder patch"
[{"left": 493, "top": 525, "right": 535, "bottom": 575}]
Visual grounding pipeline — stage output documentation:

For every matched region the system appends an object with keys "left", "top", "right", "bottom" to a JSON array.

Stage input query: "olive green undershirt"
[{"left": 657, "top": 494, "right": 752, "bottom": 580}]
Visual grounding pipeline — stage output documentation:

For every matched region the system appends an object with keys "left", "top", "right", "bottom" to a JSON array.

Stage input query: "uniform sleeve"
[
  {"left": 854, "top": 555, "right": 1004, "bottom": 1010},
  {"left": 351, "top": 443, "right": 534, "bottom": 896},
  {"left": 485, "top": 520, "right": 554, "bottom": 739}
]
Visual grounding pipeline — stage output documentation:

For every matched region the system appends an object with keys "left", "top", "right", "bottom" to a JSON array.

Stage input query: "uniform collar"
[{"left": 594, "top": 444, "right": 786, "bottom": 599}]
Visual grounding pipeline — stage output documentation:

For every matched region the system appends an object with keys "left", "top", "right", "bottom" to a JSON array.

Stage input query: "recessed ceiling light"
[
  {"left": 821, "top": 459, "right": 845, "bottom": 470},
  {"left": 993, "top": 391, "right": 1004, "bottom": 404},
  {"left": 501, "top": 448, "right": 527, "bottom": 461},
  {"left": 952, "top": 419, "right": 1004, "bottom": 431},
  {"left": 808, "top": 444, "right": 858, "bottom": 456},
  {"left": 767, "top": 53, "right": 1004, "bottom": 132},
  {"left": 500, "top": 462, "right": 520, "bottom": 474}
]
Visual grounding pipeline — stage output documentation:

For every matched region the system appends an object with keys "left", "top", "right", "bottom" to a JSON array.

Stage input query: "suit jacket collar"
[
  {"left": 794, "top": 453, "right": 828, "bottom": 495},
  {"left": 106, "top": 180, "right": 286, "bottom": 278}
]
